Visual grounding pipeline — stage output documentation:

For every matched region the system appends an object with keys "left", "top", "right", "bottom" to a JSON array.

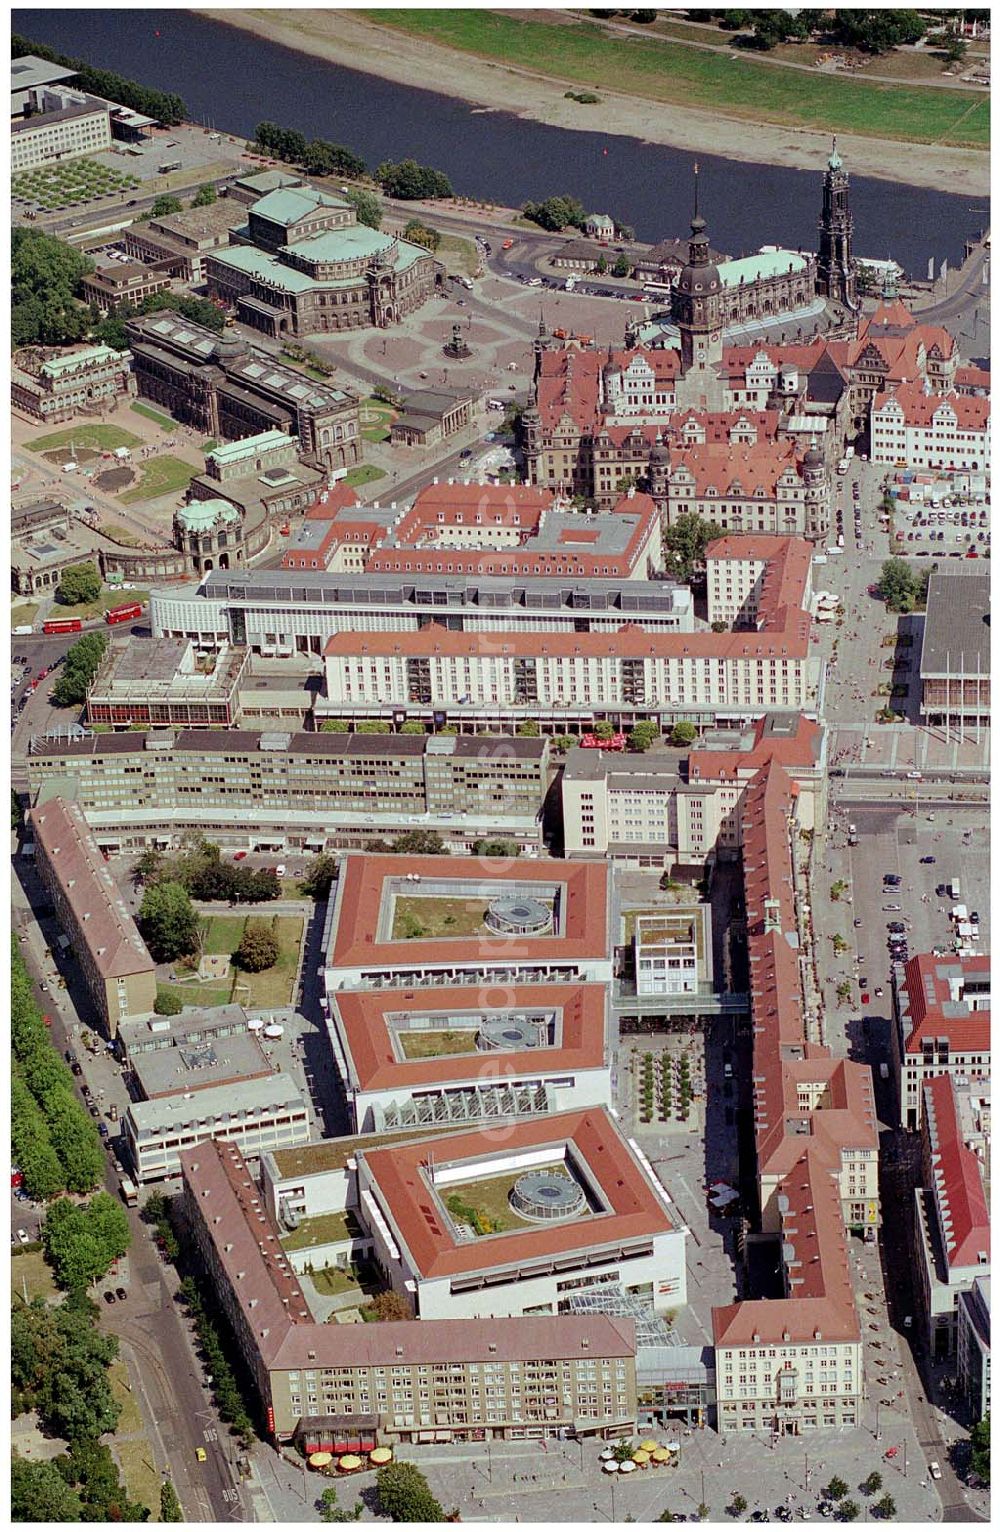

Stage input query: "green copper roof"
[
  {"left": 288, "top": 224, "right": 395, "bottom": 264},
  {"left": 210, "top": 245, "right": 320, "bottom": 292},
  {"left": 207, "top": 430, "right": 295, "bottom": 465},
  {"left": 175, "top": 498, "right": 240, "bottom": 531},
  {"left": 250, "top": 186, "right": 348, "bottom": 226},
  {"left": 718, "top": 250, "right": 809, "bottom": 287},
  {"left": 41, "top": 345, "right": 121, "bottom": 377}
]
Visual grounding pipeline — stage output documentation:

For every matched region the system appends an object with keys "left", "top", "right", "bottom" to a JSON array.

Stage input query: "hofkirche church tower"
[
  {"left": 672, "top": 166, "right": 726, "bottom": 409},
  {"left": 816, "top": 137, "right": 857, "bottom": 310}
]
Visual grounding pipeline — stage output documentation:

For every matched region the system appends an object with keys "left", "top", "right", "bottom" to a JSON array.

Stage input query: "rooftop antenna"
[{"left": 693, "top": 161, "right": 700, "bottom": 220}]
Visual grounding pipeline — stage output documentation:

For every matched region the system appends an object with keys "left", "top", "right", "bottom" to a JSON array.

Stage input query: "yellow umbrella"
[
  {"left": 632, "top": 1450, "right": 650, "bottom": 1467},
  {"left": 369, "top": 1447, "right": 393, "bottom": 1465},
  {"left": 639, "top": 1439, "right": 659, "bottom": 1454},
  {"left": 308, "top": 1451, "right": 333, "bottom": 1469},
  {"left": 338, "top": 1454, "right": 363, "bottom": 1473},
  {"left": 651, "top": 1447, "right": 672, "bottom": 1464}
]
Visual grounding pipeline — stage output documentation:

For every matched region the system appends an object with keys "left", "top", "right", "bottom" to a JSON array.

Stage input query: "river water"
[{"left": 17, "top": 8, "right": 985, "bottom": 272}]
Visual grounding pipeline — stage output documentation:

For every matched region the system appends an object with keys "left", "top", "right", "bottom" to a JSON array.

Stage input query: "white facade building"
[
  {"left": 870, "top": 383, "right": 990, "bottom": 471},
  {"left": 123, "top": 1073, "right": 310, "bottom": 1182}
]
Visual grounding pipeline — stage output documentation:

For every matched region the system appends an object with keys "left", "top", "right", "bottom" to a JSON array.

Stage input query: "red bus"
[
  {"left": 42, "top": 617, "right": 83, "bottom": 635},
  {"left": 105, "top": 602, "right": 143, "bottom": 626}
]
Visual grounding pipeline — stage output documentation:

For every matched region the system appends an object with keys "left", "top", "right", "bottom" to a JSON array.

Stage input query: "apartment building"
[
  {"left": 26, "top": 730, "right": 549, "bottom": 854},
  {"left": 710, "top": 758, "right": 876, "bottom": 1433},
  {"left": 912, "top": 1074, "right": 990, "bottom": 1361},
  {"left": 320, "top": 621, "right": 817, "bottom": 733},
  {"left": 562, "top": 712, "right": 825, "bottom": 865},
  {"left": 324, "top": 854, "right": 612, "bottom": 994},
  {"left": 182, "top": 1139, "right": 639, "bottom": 1442},
  {"left": 354, "top": 1108, "right": 686, "bottom": 1321},
  {"left": 30, "top": 796, "right": 156, "bottom": 1036},
  {"left": 125, "top": 1072, "right": 310, "bottom": 1183},
  {"left": 150, "top": 569, "right": 694, "bottom": 656},
  {"left": 705, "top": 535, "right": 814, "bottom": 630},
  {"left": 325, "top": 982, "right": 611, "bottom": 1134},
  {"left": 871, "top": 383, "right": 990, "bottom": 471},
  {"left": 891, "top": 952, "right": 991, "bottom": 1130}
]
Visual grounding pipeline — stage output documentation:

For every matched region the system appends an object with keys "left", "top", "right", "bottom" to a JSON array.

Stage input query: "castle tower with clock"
[{"left": 672, "top": 167, "right": 726, "bottom": 409}]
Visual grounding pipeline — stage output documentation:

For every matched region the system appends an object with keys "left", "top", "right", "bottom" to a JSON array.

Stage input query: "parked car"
[
  {"left": 919, "top": 855, "right": 936, "bottom": 864},
  {"left": 115, "top": 1286, "right": 127, "bottom": 1301},
  {"left": 103, "top": 1290, "right": 116, "bottom": 1304},
  {"left": 929, "top": 1461, "right": 941, "bottom": 1480}
]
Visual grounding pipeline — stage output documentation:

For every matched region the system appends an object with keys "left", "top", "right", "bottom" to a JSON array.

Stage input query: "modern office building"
[
  {"left": 29, "top": 796, "right": 156, "bottom": 1036},
  {"left": 353, "top": 1108, "right": 686, "bottom": 1320},
  {"left": 182, "top": 1139, "right": 639, "bottom": 1443},
  {"left": 324, "top": 854, "right": 613, "bottom": 994},
  {"left": 26, "top": 730, "right": 550, "bottom": 854},
  {"left": 150, "top": 569, "right": 695, "bottom": 657},
  {"left": 918, "top": 573, "right": 990, "bottom": 735},
  {"left": 125, "top": 1072, "right": 310, "bottom": 1183},
  {"left": 891, "top": 952, "right": 991, "bottom": 1131},
  {"left": 325, "top": 982, "right": 611, "bottom": 1134},
  {"left": 85, "top": 638, "right": 249, "bottom": 730},
  {"left": 11, "top": 84, "right": 112, "bottom": 171}
]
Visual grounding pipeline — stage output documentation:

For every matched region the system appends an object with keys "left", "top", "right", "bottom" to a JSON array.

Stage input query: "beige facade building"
[
  {"left": 30, "top": 796, "right": 156, "bottom": 1036},
  {"left": 12, "top": 343, "right": 135, "bottom": 424},
  {"left": 182, "top": 1139, "right": 638, "bottom": 1443}
]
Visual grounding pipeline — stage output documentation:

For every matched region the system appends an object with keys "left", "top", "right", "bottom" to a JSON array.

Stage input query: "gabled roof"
[
  {"left": 897, "top": 952, "right": 992, "bottom": 1055},
  {"left": 923, "top": 1074, "right": 991, "bottom": 1272}
]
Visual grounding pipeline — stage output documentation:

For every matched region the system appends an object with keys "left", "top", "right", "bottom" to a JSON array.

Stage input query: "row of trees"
[
  {"left": 178, "top": 1275, "right": 256, "bottom": 1445},
  {"left": 92, "top": 287, "right": 226, "bottom": 350},
  {"left": 701, "top": 9, "right": 926, "bottom": 54},
  {"left": 13, "top": 33, "right": 186, "bottom": 123},
  {"left": 254, "top": 120, "right": 366, "bottom": 179},
  {"left": 374, "top": 158, "right": 453, "bottom": 200},
  {"left": 51, "top": 630, "right": 108, "bottom": 707},
  {"left": 12, "top": 941, "right": 106, "bottom": 1200},
  {"left": 136, "top": 835, "right": 281, "bottom": 905},
  {"left": 403, "top": 217, "right": 442, "bottom": 252}
]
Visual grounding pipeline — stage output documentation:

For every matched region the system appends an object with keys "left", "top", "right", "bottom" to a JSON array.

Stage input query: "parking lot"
[{"left": 889, "top": 496, "right": 990, "bottom": 564}]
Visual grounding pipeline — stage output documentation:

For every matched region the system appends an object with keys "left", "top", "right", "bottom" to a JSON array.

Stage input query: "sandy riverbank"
[{"left": 197, "top": 8, "right": 989, "bottom": 197}]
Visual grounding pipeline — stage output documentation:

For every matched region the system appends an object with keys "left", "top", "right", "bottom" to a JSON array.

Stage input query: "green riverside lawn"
[{"left": 367, "top": 10, "right": 989, "bottom": 149}]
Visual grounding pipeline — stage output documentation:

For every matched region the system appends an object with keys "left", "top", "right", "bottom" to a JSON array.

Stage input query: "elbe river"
[{"left": 16, "top": 8, "right": 986, "bottom": 273}]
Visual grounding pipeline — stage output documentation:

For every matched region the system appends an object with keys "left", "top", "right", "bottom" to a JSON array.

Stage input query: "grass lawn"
[
  {"left": 11, "top": 1249, "right": 59, "bottom": 1302},
  {"left": 237, "top": 915, "right": 303, "bottom": 1008},
  {"left": 28, "top": 424, "right": 141, "bottom": 454},
  {"left": 157, "top": 979, "right": 233, "bottom": 1010},
  {"left": 120, "top": 456, "right": 197, "bottom": 505},
  {"left": 392, "top": 895, "right": 491, "bottom": 939},
  {"left": 101, "top": 523, "right": 144, "bottom": 548},
  {"left": 282, "top": 1208, "right": 361, "bottom": 1253},
  {"left": 11, "top": 602, "right": 39, "bottom": 630},
  {"left": 200, "top": 913, "right": 249, "bottom": 957},
  {"left": 359, "top": 396, "right": 397, "bottom": 443},
  {"left": 53, "top": 588, "right": 150, "bottom": 621},
  {"left": 366, "top": 10, "right": 990, "bottom": 148},
  {"left": 344, "top": 463, "right": 387, "bottom": 488},
  {"left": 108, "top": 1360, "right": 144, "bottom": 1434},
  {"left": 436, "top": 233, "right": 479, "bottom": 277},
  {"left": 129, "top": 401, "right": 175, "bottom": 430},
  {"left": 398, "top": 1028, "right": 480, "bottom": 1060},
  {"left": 112, "top": 1436, "right": 162, "bottom": 1518},
  {"left": 200, "top": 439, "right": 219, "bottom": 453}
]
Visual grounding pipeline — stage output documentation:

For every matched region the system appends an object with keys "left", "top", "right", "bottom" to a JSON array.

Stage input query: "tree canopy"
[
  {"left": 12, "top": 229, "right": 93, "bottom": 349},
  {"left": 628, "top": 720, "right": 660, "bottom": 752},
  {"left": 343, "top": 187, "right": 384, "bottom": 231},
  {"left": 149, "top": 194, "right": 183, "bottom": 218},
  {"left": 375, "top": 1462, "right": 444, "bottom": 1522},
  {"left": 11, "top": 1455, "right": 85, "bottom": 1523},
  {"left": 302, "top": 138, "right": 367, "bottom": 180},
  {"left": 970, "top": 1414, "right": 990, "bottom": 1483},
  {"left": 55, "top": 562, "right": 101, "bottom": 607},
  {"left": 831, "top": 9, "right": 926, "bottom": 53},
  {"left": 521, "top": 194, "right": 586, "bottom": 233},
  {"left": 136, "top": 835, "right": 280, "bottom": 905},
  {"left": 138, "top": 880, "right": 199, "bottom": 961},
  {"left": 877, "top": 555, "right": 927, "bottom": 613},
  {"left": 191, "top": 183, "right": 217, "bottom": 207},
  {"left": 663, "top": 512, "right": 720, "bottom": 578},
  {"left": 235, "top": 919, "right": 279, "bottom": 973},
  {"left": 50, "top": 631, "right": 108, "bottom": 707},
  {"left": 403, "top": 218, "right": 442, "bottom": 252},
  {"left": 42, "top": 1195, "right": 131, "bottom": 1292},
  {"left": 301, "top": 854, "right": 339, "bottom": 900}
]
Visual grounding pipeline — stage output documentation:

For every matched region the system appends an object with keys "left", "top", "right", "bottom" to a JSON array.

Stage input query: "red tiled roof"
[
  {"left": 668, "top": 438, "right": 800, "bottom": 497},
  {"left": 358, "top": 1107, "right": 675, "bottom": 1280},
  {"left": 332, "top": 982, "right": 608, "bottom": 1092},
  {"left": 955, "top": 364, "right": 990, "bottom": 393},
  {"left": 305, "top": 484, "right": 359, "bottom": 516},
  {"left": 874, "top": 382, "right": 990, "bottom": 432},
  {"left": 688, "top": 713, "right": 822, "bottom": 780},
  {"left": 897, "top": 953, "right": 991, "bottom": 1055},
  {"left": 327, "top": 855, "right": 610, "bottom": 973},
  {"left": 922, "top": 1074, "right": 991, "bottom": 1272}
]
